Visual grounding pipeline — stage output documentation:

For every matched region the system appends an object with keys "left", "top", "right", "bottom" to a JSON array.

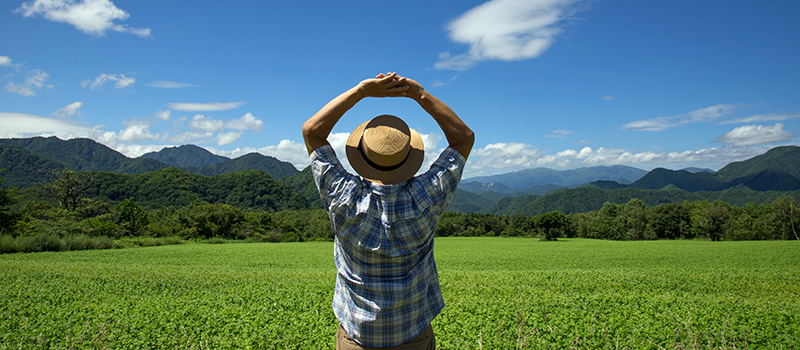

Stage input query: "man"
[{"left": 302, "top": 73, "right": 474, "bottom": 349}]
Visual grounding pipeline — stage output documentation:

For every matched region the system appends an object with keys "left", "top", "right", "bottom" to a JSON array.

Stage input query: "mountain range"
[
  {"left": 1, "top": 136, "right": 799, "bottom": 215},
  {"left": 0, "top": 137, "right": 300, "bottom": 189}
]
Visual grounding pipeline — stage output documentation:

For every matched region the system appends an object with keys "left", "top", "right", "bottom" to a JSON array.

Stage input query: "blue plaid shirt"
[{"left": 310, "top": 145, "right": 465, "bottom": 347}]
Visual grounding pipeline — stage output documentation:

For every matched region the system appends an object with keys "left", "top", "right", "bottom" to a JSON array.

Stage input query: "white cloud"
[
  {"left": 188, "top": 114, "right": 224, "bottom": 132},
  {"left": 225, "top": 112, "right": 264, "bottom": 131},
  {"left": 153, "top": 110, "right": 171, "bottom": 121},
  {"left": 168, "top": 101, "right": 245, "bottom": 112},
  {"left": 718, "top": 113, "right": 800, "bottom": 125},
  {"left": 15, "top": 0, "right": 151, "bottom": 37},
  {"left": 0, "top": 55, "right": 11, "bottom": 67},
  {"left": 5, "top": 69, "right": 49, "bottom": 96},
  {"left": 216, "top": 131, "right": 243, "bottom": 146},
  {"left": 81, "top": 73, "right": 135, "bottom": 90},
  {"left": 118, "top": 124, "right": 159, "bottom": 143},
  {"left": 0, "top": 112, "right": 92, "bottom": 138},
  {"left": 621, "top": 104, "right": 741, "bottom": 131},
  {"left": 435, "top": 0, "right": 582, "bottom": 70},
  {"left": 459, "top": 141, "right": 779, "bottom": 178},
  {"left": 715, "top": 123, "right": 796, "bottom": 147},
  {"left": 602, "top": 95, "right": 614, "bottom": 101},
  {"left": 146, "top": 81, "right": 198, "bottom": 88},
  {"left": 52, "top": 101, "right": 83, "bottom": 118}
]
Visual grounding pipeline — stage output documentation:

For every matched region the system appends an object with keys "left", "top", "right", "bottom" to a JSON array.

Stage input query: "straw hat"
[{"left": 346, "top": 115, "right": 424, "bottom": 184}]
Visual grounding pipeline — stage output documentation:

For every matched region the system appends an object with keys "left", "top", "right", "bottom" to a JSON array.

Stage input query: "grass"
[{"left": 1, "top": 238, "right": 798, "bottom": 349}]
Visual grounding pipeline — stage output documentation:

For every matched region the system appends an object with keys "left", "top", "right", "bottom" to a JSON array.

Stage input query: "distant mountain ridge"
[
  {"left": 0, "top": 136, "right": 299, "bottom": 188},
  {"left": 461, "top": 165, "right": 648, "bottom": 189},
  {"left": 141, "top": 145, "right": 228, "bottom": 168},
  {"left": 627, "top": 146, "right": 800, "bottom": 192},
  {"left": 448, "top": 145, "right": 800, "bottom": 215}
]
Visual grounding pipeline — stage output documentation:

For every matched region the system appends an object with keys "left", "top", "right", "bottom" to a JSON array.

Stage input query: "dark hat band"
[{"left": 358, "top": 138, "right": 410, "bottom": 172}]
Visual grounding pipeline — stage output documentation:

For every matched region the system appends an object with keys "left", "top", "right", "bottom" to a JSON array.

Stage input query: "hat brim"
[{"left": 346, "top": 119, "right": 425, "bottom": 185}]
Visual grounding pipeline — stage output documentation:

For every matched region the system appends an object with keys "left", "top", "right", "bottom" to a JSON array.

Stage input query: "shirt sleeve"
[
  {"left": 309, "top": 145, "right": 360, "bottom": 211},
  {"left": 411, "top": 147, "right": 467, "bottom": 215}
]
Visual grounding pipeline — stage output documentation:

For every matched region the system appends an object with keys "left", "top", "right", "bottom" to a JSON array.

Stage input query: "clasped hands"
[{"left": 358, "top": 72, "right": 423, "bottom": 100}]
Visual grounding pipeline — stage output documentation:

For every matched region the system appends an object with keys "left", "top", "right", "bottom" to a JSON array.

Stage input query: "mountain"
[
  {"left": 462, "top": 165, "right": 648, "bottom": 189},
  {"left": 447, "top": 189, "right": 497, "bottom": 213},
  {"left": 0, "top": 137, "right": 299, "bottom": 189},
  {"left": 448, "top": 146, "right": 800, "bottom": 215},
  {"left": 681, "top": 167, "right": 715, "bottom": 173},
  {"left": 189, "top": 153, "right": 299, "bottom": 179},
  {"left": 0, "top": 144, "right": 65, "bottom": 188},
  {"left": 280, "top": 165, "right": 324, "bottom": 209},
  {"left": 629, "top": 168, "right": 723, "bottom": 192},
  {"left": 628, "top": 146, "right": 800, "bottom": 192},
  {"left": 0, "top": 136, "right": 168, "bottom": 174},
  {"left": 140, "top": 144, "right": 229, "bottom": 168}
]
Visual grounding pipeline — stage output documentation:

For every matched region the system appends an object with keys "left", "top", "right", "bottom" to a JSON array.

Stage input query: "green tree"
[
  {"left": 534, "top": 211, "right": 566, "bottom": 241},
  {"left": 647, "top": 202, "right": 692, "bottom": 239},
  {"left": 178, "top": 202, "right": 245, "bottom": 239},
  {"left": 117, "top": 199, "right": 149, "bottom": 236},
  {"left": 620, "top": 198, "right": 648, "bottom": 240},
  {"left": 43, "top": 168, "right": 93, "bottom": 212},
  {"left": 0, "top": 171, "right": 20, "bottom": 234},
  {"left": 691, "top": 200, "right": 732, "bottom": 241},
  {"left": 771, "top": 196, "right": 799, "bottom": 240}
]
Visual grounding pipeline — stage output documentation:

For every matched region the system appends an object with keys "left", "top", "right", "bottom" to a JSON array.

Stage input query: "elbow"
[{"left": 462, "top": 127, "right": 475, "bottom": 149}]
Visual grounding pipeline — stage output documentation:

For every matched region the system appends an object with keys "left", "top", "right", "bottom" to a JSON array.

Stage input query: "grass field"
[{"left": 1, "top": 238, "right": 799, "bottom": 349}]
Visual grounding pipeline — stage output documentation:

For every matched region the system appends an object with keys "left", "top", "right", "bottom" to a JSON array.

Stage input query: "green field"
[{"left": 2, "top": 238, "right": 799, "bottom": 349}]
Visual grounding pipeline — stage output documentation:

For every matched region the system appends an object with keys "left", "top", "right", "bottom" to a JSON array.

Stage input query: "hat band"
[{"left": 358, "top": 140, "right": 410, "bottom": 172}]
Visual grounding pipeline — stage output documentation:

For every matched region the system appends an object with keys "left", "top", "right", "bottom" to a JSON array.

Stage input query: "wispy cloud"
[
  {"left": 52, "top": 101, "right": 83, "bottom": 119},
  {"left": 435, "top": 0, "right": 583, "bottom": 70},
  {"left": 715, "top": 123, "right": 796, "bottom": 147},
  {"left": 602, "top": 95, "right": 614, "bottom": 101},
  {"left": 545, "top": 129, "right": 576, "bottom": 139},
  {"left": 621, "top": 104, "right": 741, "bottom": 131},
  {"left": 718, "top": 113, "right": 800, "bottom": 125},
  {"left": 15, "top": 0, "right": 151, "bottom": 37},
  {"left": 81, "top": 73, "right": 135, "bottom": 90},
  {"left": 0, "top": 55, "right": 12, "bottom": 67},
  {"left": 146, "top": 81, "right": 199, "bottom": 89},
  {"left": 5, "top": 69, "right": 49, "bottom": 96},
  {"left": 168, "top": 101, "right": 245, "bottom": 112}
]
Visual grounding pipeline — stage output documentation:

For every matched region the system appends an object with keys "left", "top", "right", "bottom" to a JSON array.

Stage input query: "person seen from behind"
[{"left": 302, "top": 72, "right": 474, "bottom": 349}]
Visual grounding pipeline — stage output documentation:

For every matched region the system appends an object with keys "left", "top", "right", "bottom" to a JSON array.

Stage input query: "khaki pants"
[{"left": 336, "top": 324, "right": 435, "bottom": 350}]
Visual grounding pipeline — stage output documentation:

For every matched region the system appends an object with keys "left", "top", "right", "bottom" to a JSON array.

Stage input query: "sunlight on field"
[{"left": 1, "top": 238, "right": 798, "bottom": 349}]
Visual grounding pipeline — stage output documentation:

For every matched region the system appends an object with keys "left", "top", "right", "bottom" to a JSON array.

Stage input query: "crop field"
[{"left": 1, "top": 238, "right": 799, "bottom": 349}]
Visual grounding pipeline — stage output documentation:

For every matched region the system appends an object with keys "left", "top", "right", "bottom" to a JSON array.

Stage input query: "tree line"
[
  {"left": 1, "top": 170, "right": 798, "bottom": 254},
  {"left": 437, "top": 197, "right": 798, "bottom": 241}
]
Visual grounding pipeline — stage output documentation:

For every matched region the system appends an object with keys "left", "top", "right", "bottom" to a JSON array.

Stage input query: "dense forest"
[{"left": 1, "top": 137, "right": 799, "bottom": 254}]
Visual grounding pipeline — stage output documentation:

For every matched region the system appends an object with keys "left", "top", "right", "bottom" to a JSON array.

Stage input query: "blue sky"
[{"left": 1, "top": 0, "right": 798, "bottom": 179}]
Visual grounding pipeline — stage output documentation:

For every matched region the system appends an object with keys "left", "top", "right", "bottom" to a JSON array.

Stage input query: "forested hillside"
[
  {"left": 140, "top": 144, "right": 228, "bottom": 168},
  {"left": 84, "top": 168, "right": 310, "bottom": 211}
]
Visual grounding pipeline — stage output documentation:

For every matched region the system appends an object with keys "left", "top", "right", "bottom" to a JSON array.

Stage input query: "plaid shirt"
[{"left": 311, "top": 145, "right": 465, "bottom": 347}]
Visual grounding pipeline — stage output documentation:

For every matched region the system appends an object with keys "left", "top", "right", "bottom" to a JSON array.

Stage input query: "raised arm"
[
  {"left": 401, "top": 76, "right": 475, "bottom": 158},
  {"left": 302, "top": 73, "right": 409, "bottom": 155}
]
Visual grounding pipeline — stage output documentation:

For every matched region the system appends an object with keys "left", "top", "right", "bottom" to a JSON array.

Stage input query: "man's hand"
[
  {"left": 375, "top": 73, "right": 424, "bottom": 101},
  {"left": 357, "top": 73, "right": 409, "bottom": 98}
]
